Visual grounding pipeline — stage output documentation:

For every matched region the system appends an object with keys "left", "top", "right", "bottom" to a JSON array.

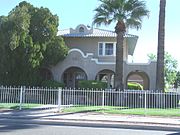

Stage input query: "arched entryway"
[
  {"left": 126, "top": 70, "right": 150, "bottom": 90},
  {"left": 62, "top": 67, "right": 87, "bottom": 88},
  {"left": 95, "top": 69, "right": 115, "bottom": 88}
]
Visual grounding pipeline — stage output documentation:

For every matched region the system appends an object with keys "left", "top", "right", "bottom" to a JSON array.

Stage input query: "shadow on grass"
[{"left": 9, "top": 105, "right": 19, "bottom": 110}]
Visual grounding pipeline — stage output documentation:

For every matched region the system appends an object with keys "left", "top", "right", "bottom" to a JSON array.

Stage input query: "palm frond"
[
  {"left": 123, "top": 0, "right": 149, "bottom": 29},
  {"left": 93, "top": 0, "right": 149, "bottom": 30},
  {"left": 126, "top": 18, "right": 142, "bottom": 30},
  {"left": 93, "top": 0, "right": 116, "bottom": 26}
]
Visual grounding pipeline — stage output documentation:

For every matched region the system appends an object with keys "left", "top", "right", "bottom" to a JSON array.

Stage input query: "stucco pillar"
[
  {"left": 87, "top": 72, "right": 97, "bottom": 80},
  {"left": 107, "top": 74, "right": 111, "bottom": 88}
]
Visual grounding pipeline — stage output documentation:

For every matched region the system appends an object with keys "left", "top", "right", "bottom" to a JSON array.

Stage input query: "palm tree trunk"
[
  {"left": 114, "top": 21, "right": 126, "bottom": 91},
  {"left": 156, "top": 0, "right": 166, "bottom": 92}
]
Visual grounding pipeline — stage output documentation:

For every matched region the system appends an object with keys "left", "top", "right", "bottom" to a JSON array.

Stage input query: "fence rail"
[{"left": 0, "top": 86, "right": 180, "bottom": 112}]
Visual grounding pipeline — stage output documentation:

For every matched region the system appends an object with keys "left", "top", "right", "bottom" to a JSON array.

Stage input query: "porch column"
[
  {"left": 107, "top": 74, "right": 111, "bottom": 88},
  {"left": 87, "top": 72, "right": 97, "bottom": 80}
]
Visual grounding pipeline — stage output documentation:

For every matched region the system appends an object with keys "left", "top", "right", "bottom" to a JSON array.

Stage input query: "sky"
[{"left": 0, "top": 0, "right": 180, "bottom": 69}]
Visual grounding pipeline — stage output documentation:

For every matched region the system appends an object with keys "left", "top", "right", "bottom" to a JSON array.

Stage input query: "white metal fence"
[
  {"left": 0, "top": 86, "right": 180, "bottom": 111},
  {"left": 0, "top": 86, "right": 59, "bottom": 110}
]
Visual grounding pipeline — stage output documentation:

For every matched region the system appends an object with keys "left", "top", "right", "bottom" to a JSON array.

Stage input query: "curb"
[
  {"left": 2, "top": 116, "right": 180, "bottom": 131},
  {"left": 1, "top": 114, "right": 180, "bottom": 129},
  {"left": 42, "top": 117, "right": 180, "bottom": 128},
  {"left": 1, "top": 110, "right": 180, "bottom": 130}
]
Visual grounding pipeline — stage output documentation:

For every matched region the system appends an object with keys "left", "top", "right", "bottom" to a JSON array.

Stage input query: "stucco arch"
[
  {"left": 95, "top": 69, "right": 115, "bottom": 88},
  {"left": 126, "top": 70, "right": 150, "bottom": 90},
  {"left": 62, "top": 66, "right": 87, "bottom": 88}
]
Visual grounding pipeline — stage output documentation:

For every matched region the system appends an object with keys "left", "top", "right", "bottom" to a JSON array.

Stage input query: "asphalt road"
[{"left": 0, "top": 118, "right": 179, "bottom": 135}]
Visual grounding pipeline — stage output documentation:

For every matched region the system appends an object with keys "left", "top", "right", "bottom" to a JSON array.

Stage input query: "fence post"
[
  {"left": 102, "top": 90, "right": 105, "bottom": 109},
  {"left": 57, "top": 87, "right": 62, "bottom": 112},
  {"left": 144, "top": 91, "right": 147, "bottom": 110},
  {"left": 19, "top": 86, "right": 23, "bottom": 110},
  {"left": 144, "top": 91, "right": 147, "bottom": 115}
]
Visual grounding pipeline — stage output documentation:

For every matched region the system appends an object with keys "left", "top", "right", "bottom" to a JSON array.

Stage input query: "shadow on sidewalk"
[
  {"left": 0, "top": 107, "right": 96, "bottom": 133},
  {"left": 167, "top": 133, "right": 180, "bottom": 135},
  {"left": 0, "top": 109, "right": 43, "bottom": 133},
  {"left": 1, "top": 108, "right": 180, "bottom": 133}
]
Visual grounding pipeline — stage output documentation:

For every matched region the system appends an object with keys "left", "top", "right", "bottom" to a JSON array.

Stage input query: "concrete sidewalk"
[{"left": 1, "top": 109, "right": 180, "bottom": 128}]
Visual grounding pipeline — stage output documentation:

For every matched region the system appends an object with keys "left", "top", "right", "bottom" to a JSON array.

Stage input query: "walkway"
[{"left": 0, "top": 108, "right": 180, "bottom": 128}]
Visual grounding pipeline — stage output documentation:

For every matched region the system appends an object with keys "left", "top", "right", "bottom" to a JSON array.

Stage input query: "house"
[{"left": 51, "top": 24, "right": 157, "bottom": 90}]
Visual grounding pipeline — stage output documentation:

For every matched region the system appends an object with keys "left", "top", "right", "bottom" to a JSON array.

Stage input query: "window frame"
[{"left": 98, "top": 42, "right": 116, "bottom": 56}]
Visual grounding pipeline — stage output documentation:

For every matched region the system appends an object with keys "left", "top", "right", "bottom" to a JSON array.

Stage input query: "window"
[
  {"left": 99, "top": 43, "right": 103, "bottom": 55},
  {"left": 105, "top": 43, "right": 113, "bottom": 55},
  {"left": 98, "top": 42, "right": 115, "bottom": 56},
  {"left": 79, "top": 27, "right": 84, "bottom": 33}
]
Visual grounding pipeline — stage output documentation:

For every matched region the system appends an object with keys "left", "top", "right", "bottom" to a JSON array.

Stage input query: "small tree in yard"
[
  {"left": 148, "top": 52, "right": 178, "bottom": 89},
  {"left": 174, "top": 71, "right": 180, "bottom": 89}
]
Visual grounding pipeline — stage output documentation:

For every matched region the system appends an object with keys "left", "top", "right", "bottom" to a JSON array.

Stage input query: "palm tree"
[
  {"left": 156, "top": 0, "right": 166, "bottom": 92},
  {"left": 93, "top": 0, "right": 149, "bottom": 91}
]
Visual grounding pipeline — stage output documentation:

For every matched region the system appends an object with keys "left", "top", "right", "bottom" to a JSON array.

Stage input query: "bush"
[
  {"left": 41, "top": 80, "right": 65, "bottom": 88},
  {"left": 78, "top": 80, "right": 107, "bottom": 90},
  {"left": 127, "top": 82, "right": 143, "bottom": 90}
]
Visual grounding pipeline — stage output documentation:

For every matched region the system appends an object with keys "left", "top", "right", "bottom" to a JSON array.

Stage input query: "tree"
[
  {"left": 148, "top": 52, "right": 178, "bottom": 89},
  {"left": 156, "top": 0, "right": 166, "bottom": 91},
  {"left": 147, "top": 53, "right": 156, "bottom": 61},
  {"left": 0, "top": 1, "right": 68, "bottom": 86},
  {"left": 93, "top": 0, "right": 149, "bottom": 91},
  {"left": 174, "top": 71, "right": 180, "bottom": 88},
  {"left": 42, "top": 36, "right": 68, "bottom": 66}
]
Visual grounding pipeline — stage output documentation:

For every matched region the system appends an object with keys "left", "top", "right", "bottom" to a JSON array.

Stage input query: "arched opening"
[
  {"left": 62, "top": 67, "right": 87, "bottom": 88},
  {"left": 95, "top": 69, "right": 115, "bottom": 88},
  {"left": 79, "top": 27, "right": 85, "bottom": 33},
  {"left": 126, "top": 70, "right": 150, "bottom": 90},
  {"left": 39, "top": 68, "right": 53, "bottom": 80}
]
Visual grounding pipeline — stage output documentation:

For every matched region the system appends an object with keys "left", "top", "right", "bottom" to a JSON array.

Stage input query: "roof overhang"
[
  {"left": 127, "top": 36, "right": 139, "bottom": 56},
  {"left": 58, "top": 26, "right": 138, "bottom": 56}
]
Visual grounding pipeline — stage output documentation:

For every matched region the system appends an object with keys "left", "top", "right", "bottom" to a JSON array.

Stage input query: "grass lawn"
[
  {"left": 0, "top": 103, "right": 41, "bottom": 110},
  {"left": 62, "top": 106, "right": 180, "bottom": 117},
  {"left": 62, "top": 106, "right": 126, "bottom": 113},
  {"left": 100, "top": 108, "right": 180, "bottom": 117}
]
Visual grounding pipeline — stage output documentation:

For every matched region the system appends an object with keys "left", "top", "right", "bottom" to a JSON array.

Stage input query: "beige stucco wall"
[
  {"left": 124, "top": 61, "right": 157, "bottom": 90},
  {"left": 51, "top": 49, "right": 157, "bottom": 90},
  {"left": 63, "top": 37, "right": 128, "bottom": 62}
]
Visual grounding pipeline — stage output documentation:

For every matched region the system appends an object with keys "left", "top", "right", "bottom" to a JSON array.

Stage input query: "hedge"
[
  {"left": 78, "top": 80, "right": 107, "bottom": 90},
  {"left": 41, "top": 80, "right": 65, "bottom": 88},
  {"left": 127, "top": 82, "right": 143, "bottom": 90},
  {"left": 41, "top": 80, "right": 143, "bottom": 90},
  {"left": 78, "top": 80, "right": 143, "bottom": 90}
]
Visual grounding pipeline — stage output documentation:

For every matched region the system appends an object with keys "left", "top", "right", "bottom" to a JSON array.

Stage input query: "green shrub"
[
  {"left": 78, "top": 80, "right": 107, "bottom": 90},
  {"left": 127, "top": 82, "right": 143, "bottom": 90},
  {"left": 41, "top": 80, "right": 65, "bottom": 88}
]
